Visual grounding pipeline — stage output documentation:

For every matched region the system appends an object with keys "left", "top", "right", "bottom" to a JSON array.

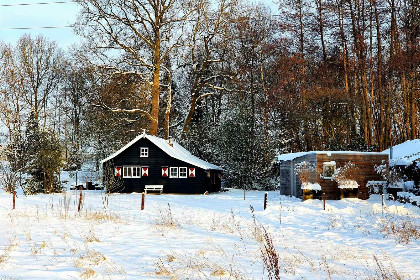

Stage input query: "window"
[
  {"left": 169, "top": 167, "right": 178, "bottom": 178},
  {"left": 123, "top": 166, "right": 141, "bottom": 178},
  {"left": 140, "top": 147, "right": 149, "bottom": 157},
  {"left": 179, "top": 167, "right": 187, "bottom": 178},
  {"left": 322, "top": 161, "right": 336, "bottom": 179}
]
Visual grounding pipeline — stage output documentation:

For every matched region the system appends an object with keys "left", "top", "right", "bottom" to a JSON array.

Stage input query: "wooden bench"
[{"left": 145, "top": 185, "right": 163, "bottom": 194}]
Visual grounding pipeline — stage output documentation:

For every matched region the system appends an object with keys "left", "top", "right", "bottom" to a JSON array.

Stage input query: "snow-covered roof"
[
  {"left": 382, "top": 139, "right": 420, "bottom": 166},
  {"left": 101, "top": 132, "right": 222, "bottom": 171},
  {"left": 276, "top": 151, "right": 385, "bottom": 162},
  {"left": 301, "top": 182, "right": 322, "bottom": 191}
]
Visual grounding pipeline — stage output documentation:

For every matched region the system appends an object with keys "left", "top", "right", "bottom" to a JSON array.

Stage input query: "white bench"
[{"left": 145, "top": 185, "right": 164, "bottom": 194}]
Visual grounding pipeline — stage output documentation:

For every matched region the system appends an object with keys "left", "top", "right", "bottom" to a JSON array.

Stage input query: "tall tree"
[{"left": 75, "top": 0, "right": 195, "bottom": 136}]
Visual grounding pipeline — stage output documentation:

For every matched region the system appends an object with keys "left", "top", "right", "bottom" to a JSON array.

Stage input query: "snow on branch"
[
  {"left": 332, "top": 162, "right": 359, "bottom": 189},
  {"left": 92, "top": 103, "right": 155, "bottom": 122},
  {"left": 295, "top": 161, "right": 317, "bottom": 188}
]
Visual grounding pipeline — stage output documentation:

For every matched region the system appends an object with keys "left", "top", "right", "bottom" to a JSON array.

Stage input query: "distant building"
[
  {"left": 276, "top": 151, "right": 388, "bottom": 200},
  {"left": 381, "top": 139, "right": 420, "bottom": 194},
  {"left": 101, "top": 132, "right": 222, "bottom": 194},
  {"left": 382, "top": 139, "right": 420, "bottom": 166}
]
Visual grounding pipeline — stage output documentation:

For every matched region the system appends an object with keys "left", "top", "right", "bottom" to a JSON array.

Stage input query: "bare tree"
[
  {"left": 14, "top": 35, "right": 62, "bottom": 127},
  {"left": 179, "top": 0, "right": 236, "bottom": 139},
  {"left": 75, "top": 0, "right": 195, "bottom": 136}
]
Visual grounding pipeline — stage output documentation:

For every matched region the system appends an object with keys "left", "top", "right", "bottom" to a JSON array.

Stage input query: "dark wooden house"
[
  {"left": 101, "top": 133, "right": 222, "bottom": 194},
  {"left": 276, "top": 151, "right": 388, "bottom": 200}
]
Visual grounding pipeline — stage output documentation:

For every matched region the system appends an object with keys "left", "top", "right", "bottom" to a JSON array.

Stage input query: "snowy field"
[{"left": 0, "top": 189, "right": 419, "bottom": 280}]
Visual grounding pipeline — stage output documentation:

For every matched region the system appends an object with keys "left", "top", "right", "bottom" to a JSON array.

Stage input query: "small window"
[
  {"left": 123, "top": 166, "right": 141, "bottom": 178},
  {"left": 169, "top": 167, "right": 178, "bottom": 178},
  {"left": 179, "top": 167, "right": 187, "bottom": 178},
  {"left": 132, "top": 166, "right": 141, "bottom": 178},
  {"left": 322, "top": 161, "right": 336, "bottom": 179},
  {"left": 140, "top": 147, "right": 149, "bottom": 157}
]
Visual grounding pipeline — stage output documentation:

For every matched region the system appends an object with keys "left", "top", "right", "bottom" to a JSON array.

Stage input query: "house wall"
[
  {"left": 315, "top": 153, "right": 388, "bottom": 199},
  {"left": 105, "top": 138, "right": 220, "bottom": 194},
  {"left": 279, "top": 162, "right": 292, "bottom": 196}
]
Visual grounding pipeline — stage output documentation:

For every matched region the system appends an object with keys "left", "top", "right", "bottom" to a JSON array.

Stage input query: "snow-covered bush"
[
  {"left": 0, "top": 161, "right": 18, "bottom": 193},
  {"left": 332, "top": 162, "right": 359, "bottom": 189},
  {"left": 375, "top": 161, "right": 404, "bottom": 188},
  {"left": 295, "top": 161, "right": 317, "bottom": 185}
]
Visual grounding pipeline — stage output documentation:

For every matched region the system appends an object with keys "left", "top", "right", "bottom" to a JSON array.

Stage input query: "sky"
[
  {"left": 0, "top": 0, "right": 81, "bottom": 48},
  {"left": 0, "top": 0, "right": 278, "bottom": 49}
]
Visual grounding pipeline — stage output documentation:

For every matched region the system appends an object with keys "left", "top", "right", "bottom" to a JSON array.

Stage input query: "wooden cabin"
[
  {"left": 277, "top": 151, "right": 388, "bottom": 200},
  {"left": 101, "top": 133, "right": 222, "bottom": 194}
]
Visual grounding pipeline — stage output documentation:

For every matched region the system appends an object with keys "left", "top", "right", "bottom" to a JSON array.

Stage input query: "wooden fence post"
[
  {"left": 382, "top": 194, "right": 385, "bottom": 215},
  {"left": 264, "top": 192, "right": 268, "bottom": 210},
  {"left": 78, "top": 187, "right": 83, "bottom": 212},
  {"left": 323, "top": 193, "right": 326, "bottom": 210},
  {"left": 141, "top": 192, "right": 145, "bottom": 210},
  {"left": 12, "top": 190, "right": 16, "bottom": 210}
]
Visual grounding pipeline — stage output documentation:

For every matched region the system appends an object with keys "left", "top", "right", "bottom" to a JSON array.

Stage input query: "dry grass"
[
  {"left": 260, "top": 227, "right": 281, "bottom": 280},
  {"left": 155, "top": 203, "right": 180, "bottom": 228},
  {"left": 366, "top": 255, "right": 405, "bottom": 280},
  {"left": 0, "top": 238, "right": 17, "bottom": 265},
  {"left": 78, "top": 250, "right": 106, "bottom": 266},
  {"left": 155, "top": 249, "right": 247, "bottom": 279},
  {"left": 80, "top": 268, "right": 96, "bottom": 279},
  {"left": 379, "top": 215, "right": 420, "bottom": 244},
  {"left": 82, "top": 211, "right": 121, "bottom": 222},
  {"left": 84, "top": 230, "right": 100, "bottom": 243}
]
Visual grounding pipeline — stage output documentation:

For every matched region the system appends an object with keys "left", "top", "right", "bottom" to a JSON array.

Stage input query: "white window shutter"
[{"left": 142, "top": 167, "right": 149, "bottom": 177}]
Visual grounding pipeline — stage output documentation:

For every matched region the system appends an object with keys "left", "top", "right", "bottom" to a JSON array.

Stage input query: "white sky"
[{"left": 0, "top": 0, "right": 278, "bottom": 49}]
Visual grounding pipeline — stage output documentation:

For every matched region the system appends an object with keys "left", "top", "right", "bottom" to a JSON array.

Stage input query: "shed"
[
  {"left": 101, "top": 132, "right": 222, "bottom": 194},
  {"left": 276, "top": 151, "right": 388, "bottom": 200}
]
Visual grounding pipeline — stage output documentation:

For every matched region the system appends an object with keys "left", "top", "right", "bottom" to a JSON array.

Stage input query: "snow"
[
  {"left": 301, "top": 182, "right": 322, "bottom": 190},
  {"left": 338, "top": 180, "right": 359, "bottom": 189},
  {"left": 397, "top": 192, "right": 420, "bottom": 204},
  {"left": 367, "top": 181, "right": 387, "bottom": 186},
  {"left": 0, "top": 188, "right": 419, "bottom": 279},
  {"left": 101, "top": 132, "right": 222, "bottom": 171},
  {"left": 382, "top": 139, "right": 420, "bottom": 166},
  {"left": 389, "top": 180, "right": 416, "bottom": 190},
  {"left": 277, "top": 151, "right": 385, "bottom": 162}
]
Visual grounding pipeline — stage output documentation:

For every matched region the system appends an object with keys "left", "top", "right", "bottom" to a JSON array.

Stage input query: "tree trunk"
[
  {"left": 150, "top": 37, "right": 161, "bottom": 136},
  {"left": 373, "top": 0, "right": 384, "bottom": 150}
]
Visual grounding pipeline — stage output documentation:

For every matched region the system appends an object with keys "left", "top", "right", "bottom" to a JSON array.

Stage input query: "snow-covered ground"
[{"left": 0, "top": 189, "right": 419, "bottom": 279}]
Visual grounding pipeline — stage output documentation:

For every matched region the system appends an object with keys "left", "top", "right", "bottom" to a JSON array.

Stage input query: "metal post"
[
  {"left": 141, "top": 192, "right": 145, "bottom": 210},
  {"left": 323, "top": 193, "right": 326, "bottom": 210},
  {"left": 264, "top": 192, "right": 268, "bottom": 210}
]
